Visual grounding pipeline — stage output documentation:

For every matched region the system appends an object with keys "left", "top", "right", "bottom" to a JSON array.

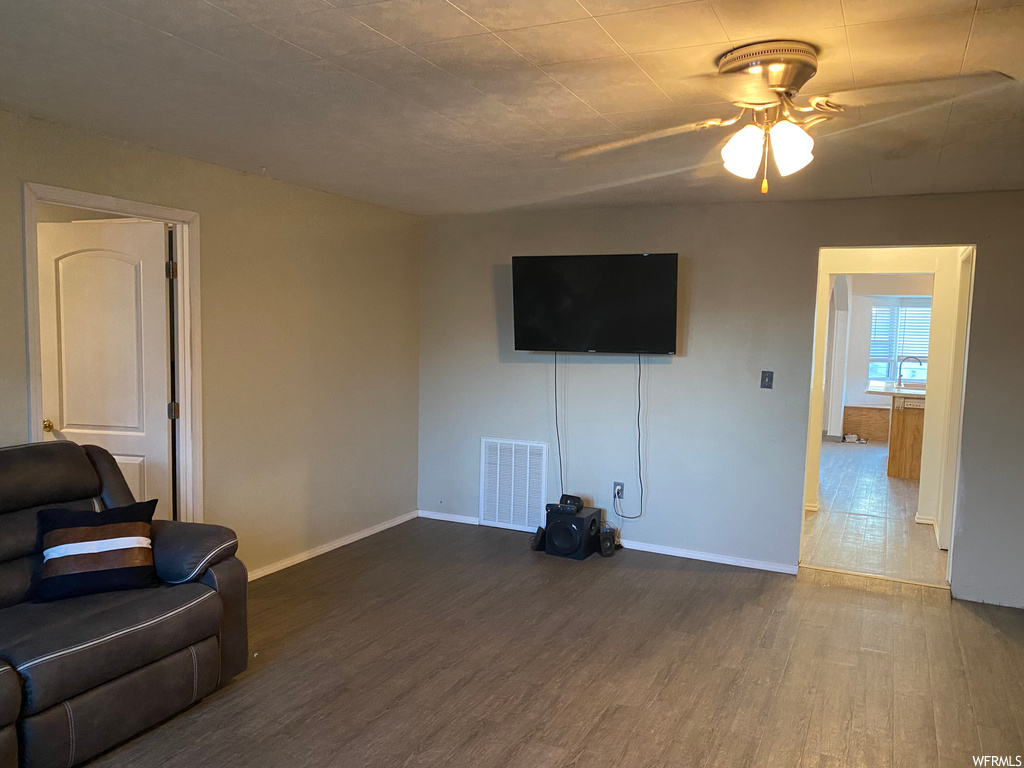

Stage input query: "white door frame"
[
  {"left": 22, "top": 182, "right": 204, "bottom": 523},
  {"left": 800, "top": 245, "right": 977, "bottom": 584}
]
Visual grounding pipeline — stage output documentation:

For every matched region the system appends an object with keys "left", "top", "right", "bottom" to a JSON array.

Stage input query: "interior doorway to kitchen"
[{"left": 800, "top": 246, "right": 976, "bottom": 588}]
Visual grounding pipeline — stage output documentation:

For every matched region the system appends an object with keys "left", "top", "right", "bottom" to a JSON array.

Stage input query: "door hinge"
[
  {"left": 168, "top": 402, "right": 180, "bottom": 420},
  {"left": 165, "top": 261, "right": 178, "bottom": 279}
]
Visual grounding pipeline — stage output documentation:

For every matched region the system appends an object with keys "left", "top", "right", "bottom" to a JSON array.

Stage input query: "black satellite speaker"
[
  {"left": 545, "top": 507, "right": 601, "bottom": 560},
  {"left": 599, "top": 529, "right": 616, "bottom": 557}
]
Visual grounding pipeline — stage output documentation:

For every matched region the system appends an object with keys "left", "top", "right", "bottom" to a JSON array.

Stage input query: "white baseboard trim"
[
  {"left": 914, "top": 515, "right": 936, "bottom": 525},
  {"left": 418, "top": 511, "right": 534, "bottom": 532},
  {"left": 247, "top": 510, "right": 418, "bottom": 581},
  {"left": 804, "top": 501, "right": 819, "bottom": 513},
  {"left": 414, "top": 511, "right": 796, "bottom": 575},
  {"left": 619, "top": 538, "right": 799, "bottom": 575},
  {"left": 417, "top": 510, "right": 479, "bottom": 525}
]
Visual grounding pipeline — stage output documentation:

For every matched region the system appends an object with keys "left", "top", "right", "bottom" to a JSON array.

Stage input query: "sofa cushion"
[
  {"left": 19, "top": 637, "right": 220, "bottom": 768},
  {"left": 0, "top": 582, "right": 221, "bottom": 715},
  {"left": 0, "top": 442, "right": 100, "bottom": 516},
  {"left": 0, "top": 664, "right": 19, "bottom": 729},
  {"left": 0, "top": 724, "right": 16, "bottom": 768},
  {"left": 37, "top": 500, "right": 158, "bottom": 601}
]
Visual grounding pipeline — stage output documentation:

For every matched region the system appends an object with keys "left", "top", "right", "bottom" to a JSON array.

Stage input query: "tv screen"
[{"left": 512, "top": 253, "right": 678, "bottom": 355}]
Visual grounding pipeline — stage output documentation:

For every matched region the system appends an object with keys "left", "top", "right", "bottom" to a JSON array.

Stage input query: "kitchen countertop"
[{"left": 866, "top": 380, "right": 927, "bottom": 398}]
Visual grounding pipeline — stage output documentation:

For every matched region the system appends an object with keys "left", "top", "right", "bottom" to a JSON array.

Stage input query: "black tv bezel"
[{"left": 511, "top": 252, "right": 678, "bottom": 356}]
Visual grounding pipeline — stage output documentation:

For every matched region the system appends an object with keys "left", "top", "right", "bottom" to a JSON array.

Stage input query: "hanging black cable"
[
  {"left": 615, "top": 353, "right": 644, "bottom": 520},
  {"left": 637, "top": 352, "right": 644, "bottom": 518},
  {"left": 554, "top": 351, "right": 564, "bottom": 496}
]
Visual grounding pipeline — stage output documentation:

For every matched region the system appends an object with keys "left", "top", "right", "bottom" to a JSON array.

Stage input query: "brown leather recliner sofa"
[{"left": 0, "top": 441, "right": 247, "bottom": 768}]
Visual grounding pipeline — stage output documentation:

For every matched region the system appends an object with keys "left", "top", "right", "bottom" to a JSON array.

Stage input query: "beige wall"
[
  {"left": 6, "top": 108, "right": 1023, "bottom": 607},
  {"left": 821, "top": 276, "right": 850, "bottom": 439},
  {"left": 0, "top": 110, "right": 422, "bottom": 574},
  {"left": 851, "top": 273, "right": 934, "bottom": 296},
  {"left": 844, "top": 295, "right": 893, "bottom": 409},
  {"left": 418, "top": 193, "right": 1024, "bottom": 607}
]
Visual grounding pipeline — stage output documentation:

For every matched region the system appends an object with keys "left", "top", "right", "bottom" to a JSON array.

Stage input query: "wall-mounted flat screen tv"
[{"left": 512, "top": 253, "right": 678, "bottom": 355}]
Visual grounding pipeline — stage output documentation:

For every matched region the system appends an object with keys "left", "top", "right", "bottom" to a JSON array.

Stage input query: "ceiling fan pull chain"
[{"left": 761, "top": 129, "right": 770, "bottom": 194}]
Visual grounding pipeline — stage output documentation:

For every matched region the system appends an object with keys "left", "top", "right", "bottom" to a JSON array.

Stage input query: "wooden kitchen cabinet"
[
  {"left": 864, "top": 382, "right": 926, "bottom": 481},
  {"left": 888, "top": 396, "right": 925, "bottom": 480}
]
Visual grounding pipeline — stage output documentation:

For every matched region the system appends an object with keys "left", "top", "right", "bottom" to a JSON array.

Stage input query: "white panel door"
[{"left": 37, "top": 221, "right": 173, "bottom": 520}]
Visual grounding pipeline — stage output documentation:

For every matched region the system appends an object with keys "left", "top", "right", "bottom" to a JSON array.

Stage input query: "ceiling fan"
[{"left": 559, "top": 41, "right": 1013, "bottom": 193}]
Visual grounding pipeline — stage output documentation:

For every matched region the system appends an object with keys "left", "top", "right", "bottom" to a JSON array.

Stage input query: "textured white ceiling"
[{"left": 1, "top": 0, "right": 1022, "bottom": 213}]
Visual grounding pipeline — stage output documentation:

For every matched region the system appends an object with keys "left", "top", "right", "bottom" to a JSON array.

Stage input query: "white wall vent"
[{"left": 479, "top": 438, "right": 547, "bottom": 532}]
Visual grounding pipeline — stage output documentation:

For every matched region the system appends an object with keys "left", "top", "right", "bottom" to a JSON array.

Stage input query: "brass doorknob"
[{"left": 42, "top": 419, "right": 54, "bottom": 432}]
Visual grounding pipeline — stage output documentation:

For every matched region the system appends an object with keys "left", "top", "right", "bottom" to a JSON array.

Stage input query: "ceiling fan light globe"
[
  {"left": 774, "top": 150, "right": 814, "bottom": 176},
  {"left": 721, "top": 124, "right": 764, "bottom": 179},
  {"left": 770, "top": 120, "right": 815, "bottom": 176}
]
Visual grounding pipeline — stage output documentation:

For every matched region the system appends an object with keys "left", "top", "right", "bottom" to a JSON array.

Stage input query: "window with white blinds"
[{"left": 869, "top": 298, "right": 931, "bottom": 382}]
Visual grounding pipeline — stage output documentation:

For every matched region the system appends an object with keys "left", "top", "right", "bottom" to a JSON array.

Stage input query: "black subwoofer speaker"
[{"left": 545, "top": 507, "right": 601, "bottom": 560}]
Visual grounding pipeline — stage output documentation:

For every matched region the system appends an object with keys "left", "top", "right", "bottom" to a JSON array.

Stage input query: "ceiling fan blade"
[
  {"left": 814, "top": 72, "right": 1019, "bottom": 143},
  {"left": 664, "top": 71, "right": 774, "bottom": 105},
  {"left": 813, "top": 71, "right": 1015, "bottom": 108},
  {"left": 527, "top": 157, "right": 720, "bottom": 209},
  {"left": 689, "top": 133, "right": 736, "bottom": 180},
  {"left": 559, "top": 117, "right": 733, "bottom": 161}
]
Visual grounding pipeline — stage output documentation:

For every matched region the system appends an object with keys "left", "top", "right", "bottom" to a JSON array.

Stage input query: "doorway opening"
[
  {"left": 800, "top": 246, "right": 976, "bottom": 588},
  {"left": 22, "top": 183, "right": 203, "bottom": 523}
]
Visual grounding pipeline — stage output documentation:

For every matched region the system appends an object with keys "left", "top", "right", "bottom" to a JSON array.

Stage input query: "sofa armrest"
[
  {"left": 201, "top": 557, "right": 248, "bottom": 685},
  {"left": 151, "top": 520, "right": 238, "bottom": 584}
]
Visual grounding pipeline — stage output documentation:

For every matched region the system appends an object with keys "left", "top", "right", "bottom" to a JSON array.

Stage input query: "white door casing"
[
  {"left": 936, "top": 248, "right": 975, "bottom": 551},
  {"left": 23, "top": 183, "right": 203, "bottom": 524},
  {"left": 37, "top": 221, "right": 173, "bottom": 520}
]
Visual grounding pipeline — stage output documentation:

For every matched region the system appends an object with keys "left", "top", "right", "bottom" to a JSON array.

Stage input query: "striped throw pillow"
[{"left": 37, "top": 499, "right": 158, "bottom": 601}]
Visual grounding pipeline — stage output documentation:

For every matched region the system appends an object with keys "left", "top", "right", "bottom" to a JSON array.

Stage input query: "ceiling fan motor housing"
[{"left": 718, "top": 41, "right": 819, "bottom": 105}]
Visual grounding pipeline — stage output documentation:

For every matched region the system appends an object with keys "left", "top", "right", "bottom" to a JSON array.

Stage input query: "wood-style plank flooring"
[
  {"left": 92, "top": 519, "right": 1024, "bottom": 768},
  {"left": 802, "top": 441, "right": 948, "bottom": 587}
]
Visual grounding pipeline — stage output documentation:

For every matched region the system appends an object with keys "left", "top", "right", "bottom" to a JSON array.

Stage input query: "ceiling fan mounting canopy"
[{"left": 717, "top": 41, "right": 819, "bottom": 107}]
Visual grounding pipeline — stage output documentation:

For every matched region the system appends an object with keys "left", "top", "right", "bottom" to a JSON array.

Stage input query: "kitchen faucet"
[{"left": 897, "top": 356, "right": 923, "bottom": 387}]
